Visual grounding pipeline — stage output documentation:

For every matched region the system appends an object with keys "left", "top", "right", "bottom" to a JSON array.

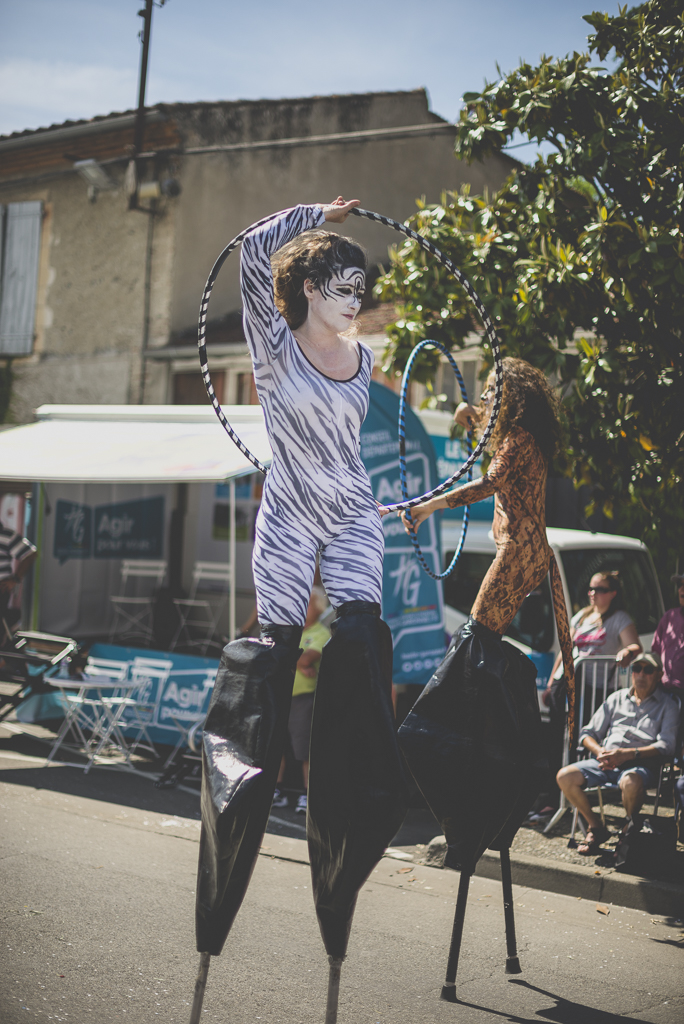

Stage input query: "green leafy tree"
[{"left": 376, "top": 0, "right": 684, "bottom": 599}]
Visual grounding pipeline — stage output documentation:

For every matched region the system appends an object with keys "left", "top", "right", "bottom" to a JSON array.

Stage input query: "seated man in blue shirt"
[{"left": 556, "top": 651, "right": 679, "bottom": 854}]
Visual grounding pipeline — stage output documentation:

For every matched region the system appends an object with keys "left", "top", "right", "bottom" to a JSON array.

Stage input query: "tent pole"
[
  {"left": 29, "top": 483, "right": 45, "bottom": 630},
  {"left": 229, "top": 478, "right": 236, "bottom": 641}
]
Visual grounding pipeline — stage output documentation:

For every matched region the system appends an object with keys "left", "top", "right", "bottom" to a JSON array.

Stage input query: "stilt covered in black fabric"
[
  {"left": 399, "top": 616, "right": 546, "bottom": 874},
  {"left": 194, "top": 625, "right": 302, "bottom": 959},
  {"left": 398, "top": 616, "right": 546, "bottom": 992},
  {"left": 307, "top": 601, "right": 408, "bottom": 1019}
]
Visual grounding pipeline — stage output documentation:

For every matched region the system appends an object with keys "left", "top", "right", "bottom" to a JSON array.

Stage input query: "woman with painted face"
[
  {"left": 244, "top": 198, "right": 383, "bottom": 624},
  {"left": 195, "top": 199, "right": 407, "bottom": 980}
]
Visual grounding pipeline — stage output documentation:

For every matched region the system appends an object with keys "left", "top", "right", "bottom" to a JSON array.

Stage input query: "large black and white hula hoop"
[
  {"left": 197, "top": 206, "right": 504, "bottom": 512},
  {"left": 399, "top": 339, "right": 473, "bottom": 580}
]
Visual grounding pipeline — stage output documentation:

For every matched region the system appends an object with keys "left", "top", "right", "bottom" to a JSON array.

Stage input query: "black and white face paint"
[{"left": 306, "top": 267, "right": 365, "bottom": 333}]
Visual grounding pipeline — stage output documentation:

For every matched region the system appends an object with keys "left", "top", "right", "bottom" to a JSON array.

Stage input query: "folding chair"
[
  {"left": 109, "top": 560, "right": 167, "bottom": 643},
  {"left": 155, "top": 667, "right": 217, "bottom": 788},
  {"left": 46, "top": 656, "right": 134, "bottom": 772},
  {"left": 171, "top": 562, "right": 231, "bottom": 654},
  {"left": 0, "top": 631, "right": 78, "bottom": 723},
  {"left": 567, "top": 687, "right": 681, "bottom": 847},
  {"left": 115, "top": 656, "right": 173, "bottom": 757}
]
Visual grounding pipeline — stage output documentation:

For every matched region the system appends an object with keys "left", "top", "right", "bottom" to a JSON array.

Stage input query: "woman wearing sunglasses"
[{"left": 546, "top": 570, "right": 642, "bottom": 699}]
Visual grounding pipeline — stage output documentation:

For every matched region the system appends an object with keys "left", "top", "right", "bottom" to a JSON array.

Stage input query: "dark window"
[
  {"left": 506, "top": 576, "right": 555, "bottom": 652},
  {"left": 212, "top": 503, "right": 252, "bottom": 542},
  {"left": 559, "top": 548, "right": 661, "bottom": 634},
  {"left": 0, "top": 201, "right": 43, "bottom": 356},
  {"left": 236, "top": 372, "right": 259, "bottom": 405},
  {"left": 443, "top": 550, "right": 554, "bottom": 652},
  {"left": 443, "top": 551, "right": 494, "bottom": 617},
  {"left": 173, "top": 371, "right": 224, "bottom": 405}
]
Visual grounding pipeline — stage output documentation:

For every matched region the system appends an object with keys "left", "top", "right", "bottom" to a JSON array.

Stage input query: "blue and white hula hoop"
[
  {"left": 197, "top": 206, "right": 503, "bottom": 512},
  {"left": 399, "top": 339, "right": 473, "bottom": 580}
]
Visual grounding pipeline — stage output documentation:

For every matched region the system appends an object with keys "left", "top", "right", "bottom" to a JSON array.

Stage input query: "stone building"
[{"left": 0, "top": 88, "right": 516, "bottom": 423}]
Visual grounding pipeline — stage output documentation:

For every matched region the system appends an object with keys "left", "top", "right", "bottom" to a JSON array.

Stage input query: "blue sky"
[{"left": 1, "top": 0, "right": 618, "bottom": 160}]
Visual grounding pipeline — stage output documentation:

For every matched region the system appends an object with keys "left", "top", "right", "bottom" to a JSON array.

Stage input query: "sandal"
[{"left": 578, "top": 824, "right": 610, "bottom": 855}]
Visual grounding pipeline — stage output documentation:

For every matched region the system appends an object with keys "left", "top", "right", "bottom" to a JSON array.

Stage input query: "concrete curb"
[
  {"left": 474, "top": 849, "right": 683, "bottom": 917},
  {"left": 258, "top": 836, "right": 684, "bottom": 918}
]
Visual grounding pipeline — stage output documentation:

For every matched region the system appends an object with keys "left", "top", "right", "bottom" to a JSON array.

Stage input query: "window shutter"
[{"left": 0, "top": 200, "right": 43, "bottom": 356}]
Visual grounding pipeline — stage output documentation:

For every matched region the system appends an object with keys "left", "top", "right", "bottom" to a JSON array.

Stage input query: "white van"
[{"left": 440, "top": 520, "right": 664, "bottom": 706}]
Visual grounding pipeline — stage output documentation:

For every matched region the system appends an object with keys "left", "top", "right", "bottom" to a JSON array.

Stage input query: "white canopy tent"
[
  {"left": 0, "top": 405, "right": 271, "bottom": 640},
  {"left": 0, "top": 405, "right": 271, "bottom": 483}
]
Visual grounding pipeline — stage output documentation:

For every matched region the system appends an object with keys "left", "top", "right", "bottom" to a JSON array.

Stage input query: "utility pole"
[
  {"left": 129, "top": 0, "right": 168, "bottom": 209},
  {"left": 133, "top": 0, "right": 155, "bottom": 159}
]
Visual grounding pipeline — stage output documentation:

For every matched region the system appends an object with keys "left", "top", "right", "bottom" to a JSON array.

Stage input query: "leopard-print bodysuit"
[{"left": 446, "top": 425, "right": 575, "bottom": 736}]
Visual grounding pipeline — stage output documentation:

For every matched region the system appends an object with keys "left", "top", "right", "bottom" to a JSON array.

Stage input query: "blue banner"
[
  {"left": 54, "top": 500, "right": 92, "bottom": 565},
  {"left": 93, "top": 497, "right": 164, "bottom": 559},
  {"left": 361, "top": 382, "right": 446, "bottom": 687},
  {"left": 429, "top": 435, "right": 494, "bottom": 521}
]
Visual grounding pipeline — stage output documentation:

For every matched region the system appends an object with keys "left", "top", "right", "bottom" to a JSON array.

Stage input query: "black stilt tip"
[
  {"left": 505, "top": 955, "right": 522, "bottom": 974},
  {"left": 440, "top": 983, "right": 459, "bottom": 1003}
]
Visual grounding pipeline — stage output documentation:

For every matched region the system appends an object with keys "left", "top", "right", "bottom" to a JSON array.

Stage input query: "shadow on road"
[
  {"left": 0, "top": 730, "right": 201, "bottom": 819},
  {"left": 455, "top": 978, "right": 660, "bottom": 1024}
]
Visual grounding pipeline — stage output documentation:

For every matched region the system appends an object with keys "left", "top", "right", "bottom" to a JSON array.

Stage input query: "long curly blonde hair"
[{"left": 477, "top": 357, "right": 561, "bottom": 461}]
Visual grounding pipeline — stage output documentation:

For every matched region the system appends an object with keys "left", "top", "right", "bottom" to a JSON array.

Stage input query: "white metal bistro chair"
[
  {"left": 109, "top": 560, "right": 167, "bottom": 643},
  {"left": 161, "top": 666, "right": 217, "bottom": 767},
  {"left": 46, "top": 656, "right": 134, "bottom": 773},
  {"left": 171, "top": 562, "right": 231, "bottom": 654},
  {"left": 110, "top": 656, "right": 174, "bottom": 759}
]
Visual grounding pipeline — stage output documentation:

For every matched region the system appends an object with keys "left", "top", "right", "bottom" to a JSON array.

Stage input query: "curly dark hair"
[
  {"left": 271, "top": 230, "right": 367, "bottom": 330},
  {"left": 477, "top": 357, "right": 562, "bottom": 461}
]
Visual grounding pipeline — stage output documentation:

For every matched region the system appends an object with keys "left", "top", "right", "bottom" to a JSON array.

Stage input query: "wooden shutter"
[{"left": 0, "top": 201, "right": 43, "bottom": 356}]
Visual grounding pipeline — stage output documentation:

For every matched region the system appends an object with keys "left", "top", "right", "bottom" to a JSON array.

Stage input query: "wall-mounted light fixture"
[
  {"left": 74, "top": 159, "right": 117, "bottom": 202},
  {"left": 138, "top": 178, "right": 182, "bottom": 201}
]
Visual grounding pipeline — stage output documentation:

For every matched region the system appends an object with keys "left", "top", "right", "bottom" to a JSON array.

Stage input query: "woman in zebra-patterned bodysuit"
[
  {"left": 196, "top": 199, "right": 407, "bottom": 969},
  {"left": 241, "top": 197, "right": 383, "bottom": 625}
]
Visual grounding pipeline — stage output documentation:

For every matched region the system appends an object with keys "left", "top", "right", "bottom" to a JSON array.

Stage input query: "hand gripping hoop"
[
  {"left": 197, "top": 206, "right": 503, "bottom": 512},
  {"left": 399, "top": 339, "right": 473, "bottom": 580}
]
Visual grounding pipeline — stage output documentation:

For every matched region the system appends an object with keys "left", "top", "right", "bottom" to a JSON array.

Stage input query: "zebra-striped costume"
[{"left": 242, "top": 205, "right": 383, "bottom": 625}]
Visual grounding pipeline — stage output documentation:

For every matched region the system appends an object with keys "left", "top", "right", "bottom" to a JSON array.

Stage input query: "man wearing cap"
[
  {"left": 652, "top": 573, "right": 684, "bottom": 694},
  {"left": 556, "top": 651, "right": 680, "bottom": 854}
]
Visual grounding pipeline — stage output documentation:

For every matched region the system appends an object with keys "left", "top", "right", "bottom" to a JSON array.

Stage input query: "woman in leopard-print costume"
[{"left": 402, "top": 356, "right": 575, "bottom": 737}]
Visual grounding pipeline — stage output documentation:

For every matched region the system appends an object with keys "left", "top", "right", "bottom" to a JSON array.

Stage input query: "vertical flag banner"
[{"left": 361, "top": 382, "right": 445, "bottom": 686}]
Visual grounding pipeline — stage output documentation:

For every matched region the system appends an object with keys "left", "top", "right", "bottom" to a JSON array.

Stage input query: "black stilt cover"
[
  {"left": 398, "top": 617, "right": 546, "bottom": 874},
  {"left": 307, "top": 601, "right": 409, "bottom": 961},
  {"left": 195, "top": 625, "right": 302, "bottom": 955}
]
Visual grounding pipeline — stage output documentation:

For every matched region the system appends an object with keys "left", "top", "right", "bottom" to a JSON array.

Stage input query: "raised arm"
[
  {"left": 398, "top": 429, "right": 517, "bottom": 532},
  {"left": 240, "top": 204, "right": 326, "bottom": 362}
]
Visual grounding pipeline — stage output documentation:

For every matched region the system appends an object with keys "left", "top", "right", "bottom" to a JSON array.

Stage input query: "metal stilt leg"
[
  {"left": 324, "top": 957, "right": 343, "bottom": 1024},
  {"left": 189, "top": 951, "right": 211, "bottom": 1024},
  {"left": 500, "top": 847, "right": 522, "bottom": 974},
  {"left": 440, "top": 870, "right": 471, "bottom": 1002}
]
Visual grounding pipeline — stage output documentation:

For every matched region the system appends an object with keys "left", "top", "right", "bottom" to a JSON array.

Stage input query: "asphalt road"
[{"left": 1, "top": 749, "right": 683, "bottom": 1024}]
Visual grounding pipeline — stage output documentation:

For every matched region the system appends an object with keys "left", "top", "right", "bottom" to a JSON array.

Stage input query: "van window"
[
  {"left": 442, "top": 552, "right": 555, "bottom": 652},
  {"left": 443, "top": 552, "right": 493, "bottom": 618},
  {"left": 559, "top": 548, "right": 660, "bottom": 635}
]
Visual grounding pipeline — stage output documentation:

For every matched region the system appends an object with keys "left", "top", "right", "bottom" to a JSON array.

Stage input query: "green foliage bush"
[{"left": 376, "top": 0, "right": 684, "bottom": 600}]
